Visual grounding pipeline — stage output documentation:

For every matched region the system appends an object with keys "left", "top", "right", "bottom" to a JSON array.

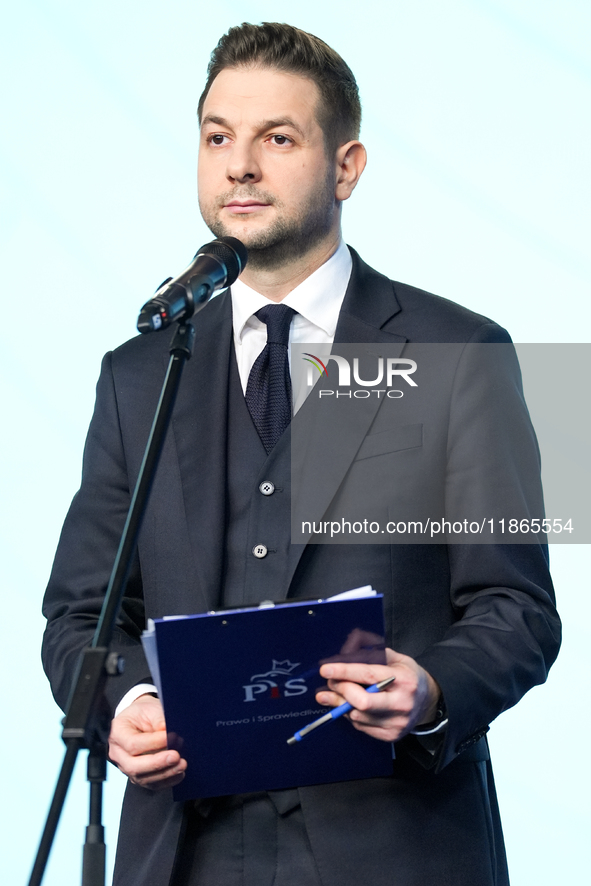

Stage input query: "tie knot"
[{"left": 255, "top": 304, "right": 296, "bottom": 347}]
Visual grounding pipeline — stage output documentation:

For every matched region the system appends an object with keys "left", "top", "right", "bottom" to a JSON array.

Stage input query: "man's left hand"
[{"left": 317, "top": 648, "right": 441, "bottom": 742}]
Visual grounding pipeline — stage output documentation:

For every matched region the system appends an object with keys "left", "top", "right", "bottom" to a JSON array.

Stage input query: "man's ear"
[{"left": 335, "top": 141, "right": 367, "bottom": 201}]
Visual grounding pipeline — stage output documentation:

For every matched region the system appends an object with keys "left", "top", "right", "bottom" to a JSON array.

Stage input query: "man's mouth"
[{"left": 223, "top": 200, "right": 271, "bottom": 214}]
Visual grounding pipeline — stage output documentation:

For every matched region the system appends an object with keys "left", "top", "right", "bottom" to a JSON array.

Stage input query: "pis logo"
[{"left": 242, "top": 660, "right": 308, "bottom": 703}]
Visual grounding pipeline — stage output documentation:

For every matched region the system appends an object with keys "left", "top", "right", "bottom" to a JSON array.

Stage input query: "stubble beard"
[{"left": 199, "top": 174, "right": 336, "bottom": 272}]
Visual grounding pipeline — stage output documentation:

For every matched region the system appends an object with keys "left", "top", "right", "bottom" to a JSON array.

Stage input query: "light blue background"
[{"left": 1, "top": 1, "right": 589, "bottom": 883}]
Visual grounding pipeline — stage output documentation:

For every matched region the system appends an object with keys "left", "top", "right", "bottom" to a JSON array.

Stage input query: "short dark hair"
[{"left": 197, "top": 22, "right": 361, "bottom": 155}]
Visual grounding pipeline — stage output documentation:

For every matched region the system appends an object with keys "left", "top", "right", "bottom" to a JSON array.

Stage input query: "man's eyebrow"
[
  {"left": 258, "top": 117, "right": 306, "bottom": 139},
  {"left": 200, "top": 114, "right": 306, "bottom": 139},
  {"left": 201, "top": 114, "right": 229, "bottom": 129}
]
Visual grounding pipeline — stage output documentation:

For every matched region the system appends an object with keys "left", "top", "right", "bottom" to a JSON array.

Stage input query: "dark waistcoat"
[{"left": 222, "top": 351, "right": 294, "bottom": 608}]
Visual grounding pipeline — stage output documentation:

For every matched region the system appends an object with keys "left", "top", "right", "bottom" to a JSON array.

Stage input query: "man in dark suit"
[{"left": 42, "top": 22, "right": 560, "bottom": 886}]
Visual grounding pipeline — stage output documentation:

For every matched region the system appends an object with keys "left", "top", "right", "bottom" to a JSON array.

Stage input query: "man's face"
[{"left": 198, "top": 66, "right": 339, "bottom": 270}]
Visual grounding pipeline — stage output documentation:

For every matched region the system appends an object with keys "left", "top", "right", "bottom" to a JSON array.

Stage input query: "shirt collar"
[{"left": 231, "top": 240, "right": 352, "bottom": 340}]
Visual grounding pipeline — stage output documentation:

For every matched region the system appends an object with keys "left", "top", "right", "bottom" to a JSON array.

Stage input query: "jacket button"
[
  {"left": 252, "top": 544, "right": 268, "bottom": 559},
  {"left": 259, "top": 481, "right": 275, "bottom": 496}
]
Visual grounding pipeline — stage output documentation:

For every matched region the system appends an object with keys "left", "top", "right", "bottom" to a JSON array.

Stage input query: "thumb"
[{"left": 129, "top": 696, "right": 167, "bottom": 732}]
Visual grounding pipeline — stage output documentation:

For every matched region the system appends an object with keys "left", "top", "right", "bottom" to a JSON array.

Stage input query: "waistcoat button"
[
  {"left": 259, "top": 481, "right": 275, "bottom": 496},
  {"left": 252, "top": 544, "right": 268, "bottom": 559}
]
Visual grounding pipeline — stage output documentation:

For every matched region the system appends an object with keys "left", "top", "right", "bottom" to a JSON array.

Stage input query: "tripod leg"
[
  {"left": 28, "top": 741, "right": 80, "bottom": 886},
  {"left": 82, "top": 745, "right": 106, "bottom": 886}
]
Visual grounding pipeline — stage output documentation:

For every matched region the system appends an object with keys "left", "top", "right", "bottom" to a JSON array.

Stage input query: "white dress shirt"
[{"left": 231, "top": 238, "right": 352, "bottom": 397}]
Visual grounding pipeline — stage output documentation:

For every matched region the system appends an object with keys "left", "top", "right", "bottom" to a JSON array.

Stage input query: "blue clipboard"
[{"left": 143, "top": 590, "right": 393, "bottom": 799}]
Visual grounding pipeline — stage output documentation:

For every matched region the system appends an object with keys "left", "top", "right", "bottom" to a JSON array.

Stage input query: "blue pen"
[{"left": 287, "top": 675, "right": 396, "bottom": 745}]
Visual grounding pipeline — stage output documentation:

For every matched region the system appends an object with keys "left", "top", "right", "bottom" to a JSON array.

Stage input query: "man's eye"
[
  {"left": 270, "top": 135, "right": 291, "bottom": 146},
  {"left": 208, "top": 134, "right": 228, "bottom": 146}
]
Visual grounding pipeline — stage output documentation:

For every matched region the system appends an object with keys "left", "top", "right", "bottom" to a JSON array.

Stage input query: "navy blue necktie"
[{"left": 245, "top": 304, "right": 296, "bottom": 453}]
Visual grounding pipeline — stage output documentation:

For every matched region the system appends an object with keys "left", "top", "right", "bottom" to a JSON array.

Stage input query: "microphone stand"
[{"left": 28, "top": 320, "right": 195, "bottom": 886}]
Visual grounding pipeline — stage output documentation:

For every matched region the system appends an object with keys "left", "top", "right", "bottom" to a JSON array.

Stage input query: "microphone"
[{"left": 137, "top": 236, "right": 247, "bottom": 334}]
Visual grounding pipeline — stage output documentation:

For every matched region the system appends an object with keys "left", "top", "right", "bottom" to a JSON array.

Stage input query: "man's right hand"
[{"left": 108, "top": 694, "right": 187, "bottom": 790}]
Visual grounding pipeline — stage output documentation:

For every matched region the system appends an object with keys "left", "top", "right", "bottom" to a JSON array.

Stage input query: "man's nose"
[{"left": 226, "top": 144, "right": 262, "bottom": 184}]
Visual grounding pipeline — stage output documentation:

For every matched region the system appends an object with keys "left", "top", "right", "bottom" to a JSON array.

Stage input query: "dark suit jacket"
[{"left": 42, "top": 249, "right": 561, "bottom": 886}]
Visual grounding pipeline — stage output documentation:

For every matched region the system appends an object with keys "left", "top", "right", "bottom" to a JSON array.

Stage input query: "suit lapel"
[
  {"left": 170, "top": 292, "right": 233, "bottom": 611},
  {"left": 288, "top": 250, "right": 409, "bottom": 572}
]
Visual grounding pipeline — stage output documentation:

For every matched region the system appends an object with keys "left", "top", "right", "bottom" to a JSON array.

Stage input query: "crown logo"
[{"left": 270, "top": 660, "right": 300, "bottom": 674}]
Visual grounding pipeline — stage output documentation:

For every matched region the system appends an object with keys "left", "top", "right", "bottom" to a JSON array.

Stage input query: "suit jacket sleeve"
[
  {"left": 42, "top": 351, "right": 152, "bottom": 715},
  {"left": 411, "top": 325, "right": 561, "bottom": 769}
]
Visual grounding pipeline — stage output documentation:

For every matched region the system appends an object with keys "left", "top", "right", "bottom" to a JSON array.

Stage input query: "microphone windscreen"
[{"left": 197, "top": 237, "right": 248, "bottom": 286}]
